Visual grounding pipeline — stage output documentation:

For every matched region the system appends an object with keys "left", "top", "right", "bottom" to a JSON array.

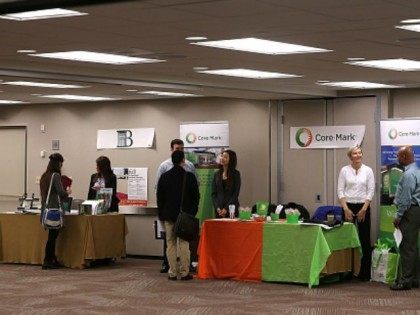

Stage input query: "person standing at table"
[
  {"left": 337, "top": 145, "right": 374, "bottom": 281},
  {"left": 157, "top": 150, "right": 200, "bottom": 280},
  {"left": 390, "top": 146, "right": 420, "bottom": 290},
  {"left": 39, "top": 153, "right": 71, "bottom": 269},
  {"left": 212, "top": 149, "right": 241, "bottom": 218},
  {"left": 156, "top": 139, "right": 198, "bottom": 274},
  {"left": 88, "top": 156, "right": 119, "bottom": 212}
]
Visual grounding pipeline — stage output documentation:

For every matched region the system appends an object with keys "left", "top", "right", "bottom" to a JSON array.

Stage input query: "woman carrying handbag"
[{"left": 39, "top": 153, "right": 71, "bottom": 269}]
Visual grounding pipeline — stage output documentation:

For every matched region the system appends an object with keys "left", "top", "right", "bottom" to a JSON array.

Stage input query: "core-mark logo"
[
  {"left": 388, "top": 128, "right": 398, "bottom": 140},
  {"left": 186, "top": 132, "right": 197, "bottom": 144},
  {"left": 295, "top": 128, "right": 313, "bottom": 147}
]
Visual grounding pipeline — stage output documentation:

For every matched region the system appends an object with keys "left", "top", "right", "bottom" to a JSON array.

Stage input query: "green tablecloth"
[{"left": 262, "top": 223, "right": 360, "bottom": 287}]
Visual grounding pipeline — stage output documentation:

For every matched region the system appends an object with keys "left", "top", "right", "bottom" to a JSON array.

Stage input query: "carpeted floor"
[{"left": 0, "top": 258, "right": 418, "bottom": 314}]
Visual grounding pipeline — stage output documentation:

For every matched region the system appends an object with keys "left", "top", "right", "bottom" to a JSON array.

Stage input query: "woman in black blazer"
[
  {"left": 212, "top": 150, "right": 241, "bottom": 218},
  {"left": 88, "top": 156, "right": 119, "bottom": 212}
]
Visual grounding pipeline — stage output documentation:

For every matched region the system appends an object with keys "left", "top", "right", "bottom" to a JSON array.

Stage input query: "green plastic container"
[
  {"left": 270, "top": 213, "right": 279, "bottom": 221},
  {"left": 239, "top": 211, "right": 252, "bottom": 220},
  {"left": 286, "top": 213, "right": 299, "bottom": 224}
]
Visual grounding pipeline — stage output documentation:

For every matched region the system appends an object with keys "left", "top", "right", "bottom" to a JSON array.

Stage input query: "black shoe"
[
  {"left": 42, "top": 263, "right": 59, "bottom": 270},
  {"left": 168, "top": 275, "right": 177, "bottom": 281},
  {"left": 180, "top": 274, "right": 194, "bottom": 281},
  {"left": 160, "top": 265, "right": 169, "bottom": 273},
  {"left": 412, "top": 280, "right": 419, "bottom": 288},
  {"left": 390, "top": 282, "right": 411, "bottom": 291}
]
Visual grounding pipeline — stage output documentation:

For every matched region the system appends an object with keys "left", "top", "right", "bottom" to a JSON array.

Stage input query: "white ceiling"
[{"left": 2, "top": 0, "right": 420, "bottom": 104}]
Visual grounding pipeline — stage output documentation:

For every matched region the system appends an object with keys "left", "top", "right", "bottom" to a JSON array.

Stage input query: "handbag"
[
  {"left": 42, "top": 173, "right": 64, "bottom": 229},
  {"left": 173, "top": 173, "right": 199, "bottom": 241}
]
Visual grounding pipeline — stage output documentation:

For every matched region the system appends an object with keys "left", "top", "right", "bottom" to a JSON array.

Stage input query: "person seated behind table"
[
  {"left": 88, "top": 156, "right": 119, "bottom": 212},
  {"left": 212, "top": 150, "right": 241, "bottom": 218}
]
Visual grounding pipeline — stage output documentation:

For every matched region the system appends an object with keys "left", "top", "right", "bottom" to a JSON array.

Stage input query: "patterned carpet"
[{"left": 0, "top": 258, "right": 419, "bottom": 314}]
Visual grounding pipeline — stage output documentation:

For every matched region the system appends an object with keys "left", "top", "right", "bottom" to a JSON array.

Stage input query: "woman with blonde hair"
[{"left": 337, "top": 145, "right": 374, "bottom": 281}]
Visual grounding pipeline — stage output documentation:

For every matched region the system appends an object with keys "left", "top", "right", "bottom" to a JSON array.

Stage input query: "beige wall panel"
[
  {"left": 282, "top": 100, "right": 326, "bottom": 213},
  {"left": 393, "top": 89, "right": 420, "bottom": 118},
  {"left": 0, "top": 127, "right": 26, "bottom": 196},
  {"left": 0, "top": 98, "right": 269, "bottom": 209}
]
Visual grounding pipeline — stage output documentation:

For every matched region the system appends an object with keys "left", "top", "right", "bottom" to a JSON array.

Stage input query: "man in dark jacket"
[{"left": 157, "top": 150, "right": 200, "bottom": 280}]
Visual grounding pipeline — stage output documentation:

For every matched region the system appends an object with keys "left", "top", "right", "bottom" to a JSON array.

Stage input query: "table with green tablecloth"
[{"left": 198, "top": 220, "right": 361, "bottom": 287}]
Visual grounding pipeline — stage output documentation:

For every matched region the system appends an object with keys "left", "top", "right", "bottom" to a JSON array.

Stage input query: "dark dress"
[
  {"left": 88, "top": 173, "right": 119, "bottom": 212},
  {"left": 211, "top": 169, "right": 241, "bottom": 217}
]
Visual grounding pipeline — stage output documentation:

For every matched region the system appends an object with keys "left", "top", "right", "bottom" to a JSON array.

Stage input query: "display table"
[
  {"left": 0, "top": 213, "right": 126, "bottom": 269},
  {"left": 197, "top": 220, "right": 361, "bottom": 287}
]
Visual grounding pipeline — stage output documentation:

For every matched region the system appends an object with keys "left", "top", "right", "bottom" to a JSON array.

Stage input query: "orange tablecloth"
[{"left": 197, "top": 220, "right": 263, "bottom": 281}]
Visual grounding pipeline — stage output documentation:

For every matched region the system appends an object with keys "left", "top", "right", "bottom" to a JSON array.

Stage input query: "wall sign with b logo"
[
  {"left": 117, "top": 130, "right": 133, "bottom": 147},
  {"left": 97, "top": 128, "right": 155, "bottom": 149}
]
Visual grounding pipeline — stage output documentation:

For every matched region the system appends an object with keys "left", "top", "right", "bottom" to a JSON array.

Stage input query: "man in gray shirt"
[
  {"left": 391, "top": 146, "right": 420, "bottom": 290},
  {"left": 156, "top": 139, "right": 198, "bottom": 273}
]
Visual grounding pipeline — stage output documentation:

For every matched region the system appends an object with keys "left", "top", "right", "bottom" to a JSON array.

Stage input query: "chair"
[
  {"left": 312, "top": 205, "right": 343, "bottom": 221},
  {"left": 279, "top": 202, "right": 310, "bottom": 220}
]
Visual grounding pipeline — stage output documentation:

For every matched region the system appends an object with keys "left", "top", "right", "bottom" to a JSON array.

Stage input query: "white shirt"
[{"left": 337, "top": 164, "right": 375, "bottom": 203}]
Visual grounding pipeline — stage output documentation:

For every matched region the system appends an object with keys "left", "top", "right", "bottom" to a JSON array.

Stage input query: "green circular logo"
[
  {"left": 186, "top": 132, "right": 197, "bottom": 144},
  {"left": 295, "top": 128, "right": 313, "bottom": 147},
  {"left": 388, "top": 128, "right": 398, "bottom": 140}
]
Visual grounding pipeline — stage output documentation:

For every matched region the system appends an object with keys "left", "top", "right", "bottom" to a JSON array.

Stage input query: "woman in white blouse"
[{"left": 337, "top": 145, "right": 374, "bottom": 281}]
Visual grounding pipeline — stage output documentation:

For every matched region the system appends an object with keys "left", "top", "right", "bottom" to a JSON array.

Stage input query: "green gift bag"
[{"left": 371, "top": 249, "right": 400, "bottom": 284}]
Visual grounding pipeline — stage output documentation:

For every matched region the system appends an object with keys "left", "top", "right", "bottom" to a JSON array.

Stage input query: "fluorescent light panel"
[
  {"left": 30, "top": 51, "right": 164, "bottom": 65},
  {"left": 401, "top": 19, "right": 420, "bottom": 24},
  {"left": 346, "top": 58, "right": 420, "bottom": 71},
  {"left": 396, "top": 24, "right": 420, "bottom": 32},
  {"left": 197, "top": 68, "right": 301, "bottom": 79},
  {"left": 0, "top": 8, "right": 87, "bottom": 21},
  {"left": 40, "top": 94, "right": 118, "bottom": 101},
  {"left": 2, "top": 81, "right": 86, "bottom": 89},
  {"left": 0, "top": 100, "right": 25, "bottom": 104},
  {"left": 317, "top": 81, "right": 398, "bottom": 89},
  {"left": 192, "top": 37, "right": 331, "bottom": 55},
  {"left": 141, "top": 91, "right": 200, "bottom": 97}
]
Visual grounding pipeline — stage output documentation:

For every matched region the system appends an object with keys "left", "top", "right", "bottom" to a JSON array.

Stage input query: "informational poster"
[
  {"left": 97, "top": 128, "right": 155, "bottom": 149},
  {"left": 181, "top": 121, "right": 229, "bottom": 225},
  {"left": 379, "top": 120, "right": 420, "bottom": 248},
  {"left": 290, "top": 125, "right": 365, "bottom": 149},
  {"left": 114, "top": 167, "right": 148, "bottom": 206}
]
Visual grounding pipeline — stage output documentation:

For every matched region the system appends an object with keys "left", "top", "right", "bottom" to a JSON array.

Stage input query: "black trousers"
[
  {"left": 44, "top": 229, "right": 60, "bottom": 263},
  {"left": 347, "top": 203, "right": 372, "bottom": 280},
  {"left": 399, "top": 205, "right": 420, "bottom": 284}
]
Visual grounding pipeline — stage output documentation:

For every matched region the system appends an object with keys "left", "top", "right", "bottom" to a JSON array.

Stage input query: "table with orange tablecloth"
[
  {"left": 197, "top": 220, "right": 361, "bottom": 287},
  {"left": 0, "top": 212, "right": 126, "bottom": 269}
]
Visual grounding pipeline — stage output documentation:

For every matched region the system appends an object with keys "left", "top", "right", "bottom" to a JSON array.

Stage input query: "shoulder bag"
[
  {"left": 41, "top": 173, "right": 64, "bottom": 229},
  {"left": 173, "top": 173, "right": 199, "bottom": 241}
]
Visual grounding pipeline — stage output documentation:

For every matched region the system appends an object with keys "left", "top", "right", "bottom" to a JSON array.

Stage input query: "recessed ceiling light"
[
  {"left": 197, "top": 68, "right": 301, "bottom": 79},
  {"left": 0, "top": 8, "right": 87, "bottom": 21},
  {"left": 317, "top": 80, "right": 330, "bottom": 83},
  {"left": 0, "top": 100, "right": 26, "bottom": 104},
  {"left": 192, "top": 37, "right": 331, "bottom": 55},
  {"left": 396, "top": 24, "right": 420, "bottom": 33},
  {"left": 31, "top": 93, "right": 43, "bottom": 96},
  {"left": 193, "top": 66, "right": 209, "bottom": 71},
  {"left": 347, "top": 57, "right": 365, "bottom": 61},
  {"left": 29, "top": 51, "right": 164, "bottom": 65},
  {"left": 346, "top": 58, "right": 420, "bottom": 71},
  {"left": 317, "top": 81, "right": 399, "bottom": 89},
  {"left": 400, "top": 19, "right": 420, "bottom": 24},
  {"left": 140, "top": 91, "right": 201, "bottom": 97},
  {"left": 40, "top": 94, "right": 119, "bottom": 101},
  {"left": 17, "top": 49, "right": 37, "bottom": 53},
  {"left": 126, "top": 89, "right": 138, "bottom": 92},
  {"left": 2, "top": 81, "right": 86, "bottom": 88},
  {"left": 186, "top": 36, "right": 207, "bottom": 41}
]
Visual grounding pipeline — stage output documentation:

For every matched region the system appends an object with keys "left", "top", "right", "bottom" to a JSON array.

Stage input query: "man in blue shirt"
[
  {"left": 391, "top": 146, "right": 420, "bottom": 290},
  {"left": 156, "top": 139, "right": 198, "bottom": 274}
]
